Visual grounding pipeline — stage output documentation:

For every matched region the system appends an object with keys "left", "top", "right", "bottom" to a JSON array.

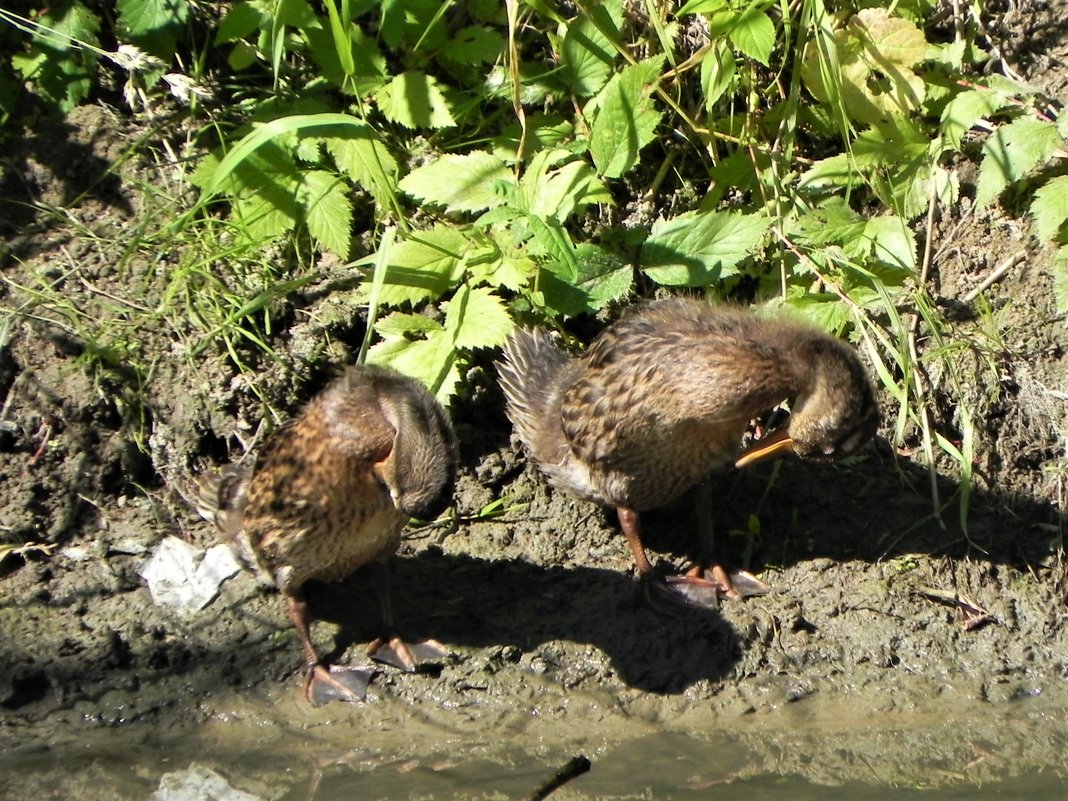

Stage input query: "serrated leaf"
[
  {"left": 784, "top": 290, "right": 851, "bottom": 332},
  {"left": 368, "top": 324, "right": 461, "bottom": 402},
  {"left": 117, "top": 0, "right": 189, "bottom": 54},
  {"left": 641, "top": 211, "right": 769, "bottom": 286},
  {"left": 976, "top": 117, "right": 1065, "bottom": 207},
  {"left": 443, "top": 26, "right": 504, "bottom": 65},
  {"left": 216, "top": 2, "right": 263, "bottom": 44},
  {"left": 375, "top": 312, "right": 443, "bottom": 336},
  {"left": 1031, "top": 175, "right": 1068, "bottom": 242},
  {"left": 792, "top": 204, "right": 867, "bottom": 246},
  {"left": 700, "top": 39, "right": 736, "bottom": 107},
  {"left": 729, "top": 8, "right": 775, "bottom": 66},
  {"left": 574, "top": 244, "right": 632, "bottom": 307},
  {"left": 304, "top": 20, "right": 387, "bottom": 96},
  {"left": 315, "top": 126, "right": 398, "bottom": 208},
  {"left": 558, "top": 8, "right": 618, "bottom": 96},
  {"left": 297, "top": 170, "right": 352, "bottom": 258},
  {"left": 445, "top": 284, "right": 514, "bottom": 349},
  {"left": 526, "top": 159, "right": 610, "bottom": 220},
  {"left": 377, "top": 72, "right": 456, "bottom": 129},
  {"left": 527, "top": 215, "right": 579, "bottom": 281},
  {"left": 369, "top": 226, "right": 468, "bottom": 306},
  {"left": 861, "top": 215, "right": 917, "bottom": 274},
  {"left": 399, "top": 151, "right": 513, "bottom": 213},
  {"left": 37, "top": 1, "right": 101, "bottom": 51},
  {"left": 588, "top": 57, "right": 665, "bottom": 179},
  {"left": 940, "top": 88, "right": 1009, "bottom": 152}
]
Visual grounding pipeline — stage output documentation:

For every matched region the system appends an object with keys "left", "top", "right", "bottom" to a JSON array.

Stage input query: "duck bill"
[{"left": 735, "top": 428, "right": 795, "bottom": 469}]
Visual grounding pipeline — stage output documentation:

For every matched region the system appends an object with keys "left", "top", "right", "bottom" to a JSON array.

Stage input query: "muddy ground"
[{"left": 2, "top": 4, "right": 1068, "bottom": 797}]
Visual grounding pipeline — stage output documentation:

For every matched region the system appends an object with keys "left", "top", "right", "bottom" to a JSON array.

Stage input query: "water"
[{"left": 3, "top": 695, "right": 1065, "bottom": 800}]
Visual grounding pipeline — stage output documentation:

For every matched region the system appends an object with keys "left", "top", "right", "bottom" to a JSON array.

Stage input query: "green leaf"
[
  {"left": 368, "top": 226, "right": 468, "bottom": 306},
  {"left": 320, "top": 127, "right": 398, "bottom": 208},
  {"left": 524, "top": 158, "right": 610, "bottom": 220},
  {"left": 976, "top": 117, "right": 1065, "bottom": 207},
  {"left": 368, "top": 315, "right": 461, "bottom": 402},
  {"left": 1031, "top": 175, "right": 1068, "bottom": 242},
  {"left": 573, "top": 244, "right": 632, "bottom": 308},
  {"left": 304, "top": 22, "right": 387, "bottom": 96},
  {"left": 676, "top": 0, "right": 728, "bottom": 15},
  {"left": 442, "top": 26, "right": 505, "bottom": 65},
  {"left": 376, "top": 71, "right": 456, "bottom": 129},
  {"left": 399, "top": 151, "right": 514, "bottom": 213},
  {"left": 588, "top": 56, "right": 665, "bottom": 179},
  {"left": 117, "top": 0, "right": 189, "bottom": 55},
  {"left": 940, "top": 87, "right": 1009, "bottom": 153},
  {"left": 641, "top": 211, "right": 769, "bottom": 286},
  {"left": 557, "top": 6, "right": 619, "bottom": 97},
  {"left": 216, "top": 2, "right": 263, "bottom": 44},
  {"left": 729, "top": 8, "right": 775, "bottom": 66},
  {"left": 700, "top": 40, "right": 736, "bottom": 107},
  {"left": 445, "top": 284, "right": 514, "bottom": 349},
  {"left": 297, "top": 170, "right": 352, "bottom": 258},
  {"left": 861, "top": 215, "right": 917, "bottom": 274},
  {"left": 528, "top": 215, "right": 579, "bottom": 281}
]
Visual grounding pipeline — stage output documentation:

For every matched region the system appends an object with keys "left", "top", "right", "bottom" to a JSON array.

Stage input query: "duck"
[
  {"left": 197, "top": 364, "right": 457, "bottom": 705},
  {"left": 497, "top": 296, "right": 880, "bottom": 606}
]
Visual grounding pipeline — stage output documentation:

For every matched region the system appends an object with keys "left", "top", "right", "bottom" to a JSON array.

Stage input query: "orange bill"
[{"left": 735, "top": 428, "right": 795, "bottom": 468}]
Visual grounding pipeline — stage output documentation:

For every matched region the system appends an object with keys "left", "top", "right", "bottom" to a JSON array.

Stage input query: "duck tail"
[{"left": 497, "top": 328, "right": 572, "bottom": 458}]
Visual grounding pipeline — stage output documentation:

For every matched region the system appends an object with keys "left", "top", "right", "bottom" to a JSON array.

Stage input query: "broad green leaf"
[
  {"left": 792, "top": 203, "right": 867, "bottom": 246},
  {"left": 540, "top": 244, "right": 632, "bottom": 317},
  {"left": 526, "top": 159, "right": 610, "bottom": 220},
  {"left": 588, "top": 57, "right": 665, "bottom": 179},
  {"left": 976, "top": 117, "right": 1064, "bottom": 207},
  {"left": 641, "top": 211, "right": 769, "bottom": 286},
  {"left": 381, "top": 0, "right": 448, "bottom": 50},
  {"left": 117, "top": 0, "right": 189, "bottom": 55},
  {"left": 798, "top": 153, "right": 863, "bottom": 191},
  {"left": 399, "top": 151, "right": 513, "bottom": 213},
  {"left": 676, "top": 0, "right": 728, "bottom": 15},
  {"left": 729, "top": 8, "right": 775, "bottom": 66},
  {"left": 1031, "top": 175, "right": 1068, "bottom": 242},
  {"left": 36, "top": 1, "right": 101, "bottom": 51},
  {"left": 368, "top": 318, "right": 461, "bottom": 402},
  {"left": 784, "top": 290, "right": 851, "bottom": 333},
  {"left": 216, "top": 2, "right": 263, "bottom": 44},
  {"left": 940, "top": 88, "right": 1009, "bottom": 153},
  {"left": 375, "top": 312, "right": 443, "bottom": 336},
  {"left": 376, "top": 72, "right": 456, "bottom": 129},
  {"left": 573, "top": 244, "right": 632, "bottom": 308},
  {"left": 700, "top": 40, "right": 736, "bottom": 107},
  {"left": 442, "top": 26, "right": 505, "bottom": 65},
  {"left": 861, "top": 215, "right": 917, "bottom": 274},
  {"left": 527, "top": 215, "right": 579, "bottom": 280},
  {"left": 297, "top": 170, "right": 352, "bottom": 258},
  {"left": 369, "top": 226, "right": 468, "bottom": 306},
  {"left": 445, "top": 284, "right": 514, "bottom": 349},
  {"left": 304, "top": 20, "right": 387, "bottom": 96},
  {"left": 557, "top": 6, "right": 618, "bottom": 96},
  {"left": 802, "top": 8, "right": 926, "bottom": 124},
  {"left": 321, "top": 126, "right": 399, "bottom": 208}
]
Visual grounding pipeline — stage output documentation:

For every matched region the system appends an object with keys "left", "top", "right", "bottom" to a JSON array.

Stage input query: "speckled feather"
[
  {"left": 198, "top": 365, "right": 457, "bottom": 595},
  {"left": 498, "top": 297, "right": 879, "bottom": 512}
]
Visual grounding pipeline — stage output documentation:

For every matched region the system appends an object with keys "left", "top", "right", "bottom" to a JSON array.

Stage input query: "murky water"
[{"left": 3, "top": 694, "right": 1066, "bottom": 800}]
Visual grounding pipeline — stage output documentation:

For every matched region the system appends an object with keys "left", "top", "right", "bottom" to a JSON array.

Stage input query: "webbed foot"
[
  {"left": 305, "top": 664, "right": 376, "bottom": 706},
  {"left": 367, "top": 637, "right": 448, "bottom": 672}
]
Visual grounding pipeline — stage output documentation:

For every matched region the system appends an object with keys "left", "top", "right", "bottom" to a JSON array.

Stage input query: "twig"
[
  {"left": 962, "top": 252, "right": 1025, "bottom": 302},
  {"left": 522, "top": 755, "right": 592, "bottom": 801}
]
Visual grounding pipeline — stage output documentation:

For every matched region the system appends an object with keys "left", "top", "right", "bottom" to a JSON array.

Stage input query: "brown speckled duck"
[
  {"left": 498, "top": 297, "right": 879, "bottom": 606},
  {"left": 197, "top": 365, "right": 457, "bottom": 705}
]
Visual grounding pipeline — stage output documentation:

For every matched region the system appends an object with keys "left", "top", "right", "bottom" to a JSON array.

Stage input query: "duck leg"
[
  {"left": 682, "top": 482, "right": 771, "bottom": 600},
  {"left": 286, "top": 593, "right": 375, "bottom": 706},
  {"left": 618, "top": 506, "right": 725, "bottom": 609},
  {"left": 364, "top": 561, "right": 447, "bottom": 672}
]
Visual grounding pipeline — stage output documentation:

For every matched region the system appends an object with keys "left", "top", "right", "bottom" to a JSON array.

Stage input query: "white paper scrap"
[{"left": 138, "top": 536, "right": 241, "bottom": 615}]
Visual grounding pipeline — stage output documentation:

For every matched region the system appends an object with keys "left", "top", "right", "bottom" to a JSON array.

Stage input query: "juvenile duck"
[
  {"left": 197, "top": 365, "right": 457, "bottom": 705},
  {"left": 498, "top": 297, "right": 879, "bottom": 606}
]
